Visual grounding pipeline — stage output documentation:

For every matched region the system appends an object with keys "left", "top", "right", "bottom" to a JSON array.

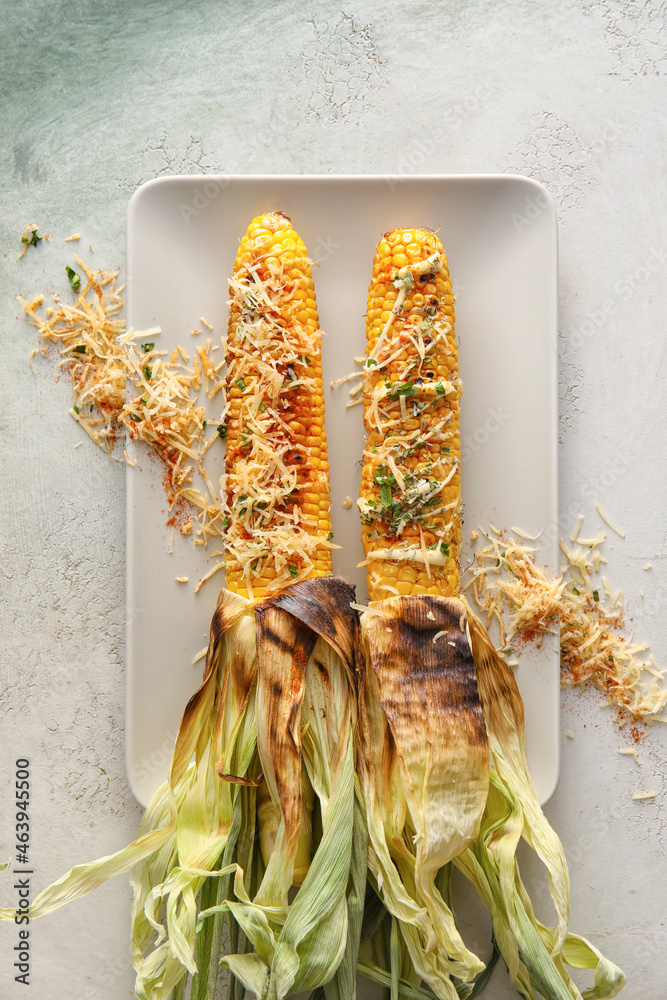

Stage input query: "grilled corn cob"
[
  {"left": 0, "top": 213, "right": 361, "bottom": 1000},
  {"left": 356, "top": 230, "right": 625, "bottom": 1000},
  {"left": 224, "top": 211, "right": 331, "bottom": 599},
  {"left": 359, "top": 228, "right": 460, "bottom": 602}
]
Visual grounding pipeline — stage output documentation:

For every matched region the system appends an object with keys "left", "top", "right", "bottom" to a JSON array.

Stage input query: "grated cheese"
[
  {"left": 194, "top": 560, "right": 225, "bottom": 593},
  {"left": 465, "top": 523, "right": 667, "bottom": 724},
  {"left": 631, "top": 790, "right": 656, "bottom": 801},
  {"left": 221, "top": 241, "right": 337, "bottom": 593},
  {"left": 570, "top": 515, "right": 584, "bottom": 543},
  {"left": 21, "top": 255, "right": 230, "bottom": 571},
  {"left": 350, "top": 601, "right": 386, "bottom": 616},
  {"left": 595, "top": 502, "right": 626, "bottom": 538}
]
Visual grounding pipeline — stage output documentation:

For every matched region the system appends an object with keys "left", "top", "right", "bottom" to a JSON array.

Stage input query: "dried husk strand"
[
  {"left": 0, "top": 579, "right": 361, "bottom": 1000},
  {"left": 357, "top": 593, "right": 624, "bottom": 1000},
  {"left": 456, "top": 601, "right": 626, "bottom": 1000},
  {"left": 198, "top": 576, "right": 364, "bottom": 1000},
  {"left": 0, "top": 587, "right": 258, "bottom": 1000},
  {"left": 464, "top": 603, "right": 570, "bottom": 952},
  {"left": 357, "top": 595, "right": 490, "bottom": 999}
]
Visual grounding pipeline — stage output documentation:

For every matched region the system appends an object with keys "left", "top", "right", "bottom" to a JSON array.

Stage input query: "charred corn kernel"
[
  {"left": 224, "top": 211, "right": 332, "bottom": 599},
  {"left": 359, "top": 228, "right": 461, "bottom": 602}
]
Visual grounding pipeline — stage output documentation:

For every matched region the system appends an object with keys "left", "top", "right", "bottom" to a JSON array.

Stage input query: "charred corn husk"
[{"left": 356, "top": 229, "right": 625, "bottom": 1000}]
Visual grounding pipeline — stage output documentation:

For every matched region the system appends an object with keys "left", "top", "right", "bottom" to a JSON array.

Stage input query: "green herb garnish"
[
  {"left": 380, "top": 483, "right": 393, "bottom": 508},
  {"left": 21, "top": 228, "right": 42, "bottom": 247},
  {"left": 141, "top": 342, "right": 154, "bottom": 353},
  {"left": 217, "top": 423, "right": 226, "bottom": 439},
  {"left": 65, "top": 265, "right": 81, "bottom": 290},
  {"left": 386, "top": 380, "right": 418, "bottom": 400}
]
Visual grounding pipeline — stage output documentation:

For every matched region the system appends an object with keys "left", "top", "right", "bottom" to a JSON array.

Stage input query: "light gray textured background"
[{"left": 2, "top": 1, "right": 667, "bottom": 998}]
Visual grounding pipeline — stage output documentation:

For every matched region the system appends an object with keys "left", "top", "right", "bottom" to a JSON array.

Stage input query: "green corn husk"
[
  {"left": 454, "top": 602, "right": 626, "bottom": 1000},
  {"left": 357, "top": 593, "right": 625, "bottom": 1000},
  {"left": 209, "top": 576, "right": 362, "bottom": 999},
  {"left": 0, "top": 588, "right": 258, "bottom": 999},
  {"left": 0, "top": 578, "right": 362, "bottom": 1000},
  {"left": 357, "top": 596, "right": 490, "bottom": 999}
]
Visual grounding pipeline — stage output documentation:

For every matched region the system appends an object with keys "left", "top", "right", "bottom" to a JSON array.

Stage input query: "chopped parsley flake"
[
  {"left": 65, "top": 265, "right": 81, "bottom": 290},
  {"left": 21, "top": 228, "right": 42, "bottom": 247},
  {"left": 386, "top": 379, "right": 418, "bottom": 400}
]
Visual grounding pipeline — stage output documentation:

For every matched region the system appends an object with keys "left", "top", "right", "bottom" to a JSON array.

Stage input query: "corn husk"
[
  {"left": 0, "top": 578, "right": 361, "bottom": 1000},
  {"left": 357, "top": 596, "right": 490, "bottom": 998},
  {"left": 454, "top": 601, "right": 626, "bottom": 1000},
  {"left": 357, "top": 594, "right": 625, "bottom": 1000},
  {"left": 0, "top": 588, "right": 257, "bottom": 999},
  {"left": 212, "top": 577, "right": 362, "bottom": 999}
]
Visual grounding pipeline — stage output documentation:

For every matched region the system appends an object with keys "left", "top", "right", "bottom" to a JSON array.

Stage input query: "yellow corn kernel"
[
  {"left": 224, "top": 212, "right": 332, "bottom": 599},
  {"left": 360, "top": 228, "right": 460, "bottom": 603}
]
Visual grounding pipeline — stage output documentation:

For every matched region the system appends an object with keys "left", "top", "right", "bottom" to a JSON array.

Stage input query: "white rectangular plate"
[{"left": 126, "top": 174, "right": 559, "bottom": 808}]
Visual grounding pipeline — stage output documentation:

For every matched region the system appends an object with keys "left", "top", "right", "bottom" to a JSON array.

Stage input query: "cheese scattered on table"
[{"left": 466, "top": 523, "right": 667, "bottom": 724}]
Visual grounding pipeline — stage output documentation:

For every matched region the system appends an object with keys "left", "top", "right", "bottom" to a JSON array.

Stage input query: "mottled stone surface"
[{"left": 1, "top": 1, "right": 666, "bottom": 997}]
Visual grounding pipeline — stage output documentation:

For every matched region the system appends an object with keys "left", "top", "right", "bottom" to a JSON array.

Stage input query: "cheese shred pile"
[
  {"left": 19, "top": 255, "right": 228, "bottom": 547},
  {"left": 465, "top": 524, "right": 667, "bottom": 724}
]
